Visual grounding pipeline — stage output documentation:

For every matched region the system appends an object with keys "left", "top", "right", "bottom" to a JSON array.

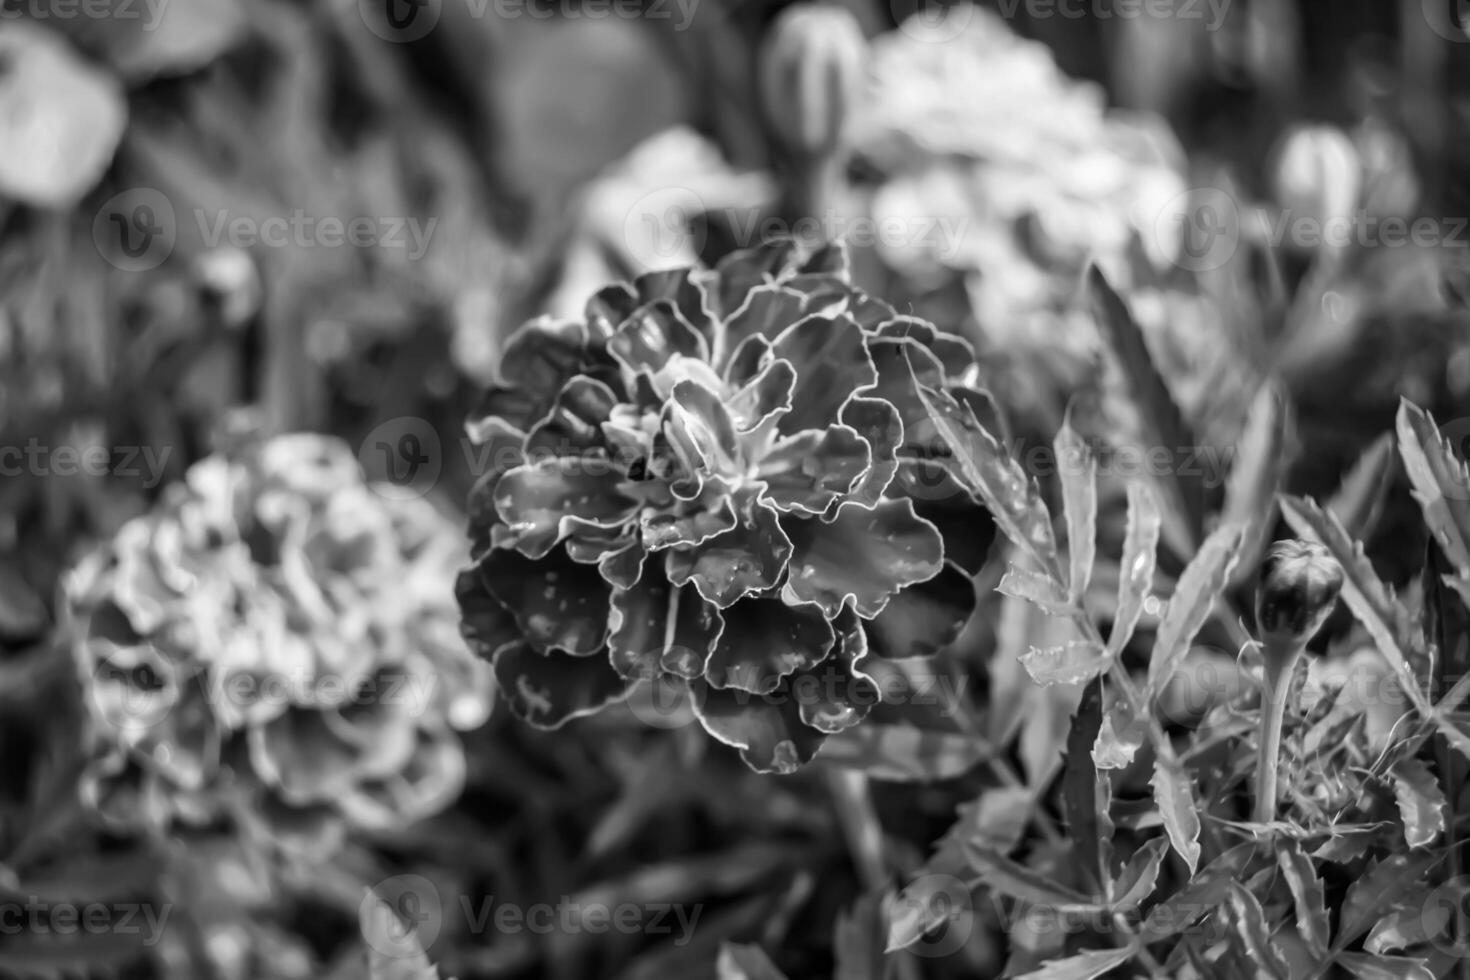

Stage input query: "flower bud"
[
  {"left": 758, "top": 4, "right": 867, "bottom": 160},
  {"left": 1254, "top": 539, "right": 1343, "bottom": 647},
  {"left": 1270, "top": 124, "right": 1362, "bottom": 245}
]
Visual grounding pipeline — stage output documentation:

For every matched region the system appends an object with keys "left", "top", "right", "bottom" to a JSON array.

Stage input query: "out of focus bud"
[
  {"left": 1270, "top": 124, "right": 1362, "bottom": 240},
  {"left": 1354, "top": 119, "right": 1420, "bottom": 219},
  {"left": 758, "top": 5, "right": 867, "bottom": 160},
  {"left": 193, "top": 247, "right": 261, "bottom": 330},
  {"left": 1255, "top": 539, "right": 1344, "bottom": 649}
]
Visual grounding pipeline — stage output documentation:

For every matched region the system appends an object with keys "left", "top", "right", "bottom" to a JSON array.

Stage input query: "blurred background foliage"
[{"left": 2, "top": 0, "right": 1470, "bottom": 977}]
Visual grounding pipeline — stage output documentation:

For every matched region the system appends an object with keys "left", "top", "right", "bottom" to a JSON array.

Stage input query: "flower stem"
[{"left": 1253, "top": 638, "right": 1304, "bottom": 824}]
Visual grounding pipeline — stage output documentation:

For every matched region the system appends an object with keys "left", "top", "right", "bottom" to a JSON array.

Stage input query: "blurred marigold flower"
[
  {"left": 457, "top": 240, "right": 993, "bottom": 773},
  {"left": 63, "top": 433, "right": 491, "bottom": 843}
]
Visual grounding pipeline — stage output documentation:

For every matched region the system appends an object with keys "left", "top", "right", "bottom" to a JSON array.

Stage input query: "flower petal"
[
  {"left": 770, "top": 314, "right": 877, "bottom": 434},
  {"left": 665, "top": 499, "right": 793, "bottom": 608},
  {"left": 608, "top": 575, "right": 673, "bottom": 680},
  {"left": 666, "top": 588, "right": 723, "bottom": 678},
  {"left": 664, "top": 381, "right": 742, "bottom": 497},
  {"left": 690, "top": 678, "right": 826, "bottom": 774},
  {"left": 795, "top": 606, "right": 879, "bottom": 734},
  {"left": 597, "top": 539, "right": 646, "bottom": 590},
  {"left": 781, "top": 498, "right": 944, "bottom": 618},
  {"left": 475, "top": 546, "right": 611, "bottom": 655},
  {"left": 469, "top": 317, "right": 590, "bottom": 433},
  {"left": 760, "top": 426, "right": 870, "bottom": 514},
  {"left": 728, "top": 357, "right": 796, "bottom": 432},
  {"left": 720, "top": 284, "right": 817, "bottom": 368},
  {"left": 875, "top": 316, "right": 976, "bottom": 381},
  {"left": 641, "top": 498, "right": 738, "bottom": 552},
  {"left": 523, "top": 377, "right": 621, "bottom": 458},
  {"left": 609, "top": 304, "right": 709, "bottom": 377},
  {"left": 492, "top": 642, "right": 631, "bottom": 729},
  {"left": 833, "top": 397, "right": 902, "bottom": 513},
  {"left": 864, "top": 560, "right": 977, "bottom": 658},
  {"left": 455, "top": 566, "right": 520, "bottom": 659},
  {"left": 704, "top": 598, "right": 834, "bottom": 693},
  {"left": 493, "top": 458, "right": 638, "bottom": 559}
]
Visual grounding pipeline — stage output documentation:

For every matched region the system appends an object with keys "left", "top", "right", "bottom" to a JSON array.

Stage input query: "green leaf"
[
  {"left": 1014, "top": 946, "right": 1136, "bottom": 980},
  {"left": 1336, "top": 952, "right": 1435, "bottom": 980},
  {"left": 1150, "top": 752, "right": 1202, "bottom": 873},
  {"left": 912, "top": 379, "right": 1063, "bottom": 581},
  {"left": 1086, "top": 265, "right": 1203, "bottom": 552},
  {"left": 1055, "top": 419, "right": 1098, "bottom": 602},
  {"left": 1397, "top": 399, "right": 1470, "bottom": 573},
  {"left": 999, "top": 566, "right": 1073, "bottom": 616},
  {"left": 962, "top": 845, "right": 1096, "bottom": 909},
  {"left": 833, "top": 893, "right": 886, "bottom": 980},
  {"left": 1279, "top": 497, "right": 1462, "bottom": 755},
  {"left": 1061, "top": 678, "right": 1108, "bottom": 890},
  {"left": 1338, "top": 851, "right": 1445, "bottom": 950},
  {"left": 1106, "top": 482, "right": 1161, "bottom": 657},
  {"left": 1390, "top": 758, "right": 1446, "bottom": 849},
  {"left": 717, "top": 943, "right": 790, "bottom": 980},
  {"left": 1021, "top": 641, "right": 1108, "bottom": 687},
  {"left": 1146, "top": 522, "right": 1246, "bottom": 696},
  {"left": 1110, "top": 838, "right": 1167, "bottom": 910},
  {"left": 1091, "top": 698, "right": 1145, "bottom": 771},
  {"left": 1141, "top": 843, "right": 1258, "bottom": 940},
  {"left": 883, "top": 874, "right": 973, "bottom": 954},
  {"left": 1274, "top": 840, "right": 1329, "bottom": 957},
  {"left": 1222, "top": 382, "right": 1291, "bottom": 586},
  {"left": 1327, "top": 433, "right": 1395, "bottom": 542},
  {"left": 820, "top": 725, "right": 991, "bottom": 782},
  {"left": 1226, "top": 883, "right": 1290, "bottom": 980}
]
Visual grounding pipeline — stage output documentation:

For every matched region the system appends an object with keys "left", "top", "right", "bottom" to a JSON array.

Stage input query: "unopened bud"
[
  {"left": 758, "top": 4, "right": 867, "bottom": 160},
  {"left": 1255, "top": 539, "right": 1343, "bottom": 648},
  {"left": 1270, "top": 124, "right": 1362, "bottom": 242}
]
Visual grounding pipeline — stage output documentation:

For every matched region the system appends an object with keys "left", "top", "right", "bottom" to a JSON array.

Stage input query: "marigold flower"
[{"left": 458, "top": 240, "right": 992, "bottom": 772}]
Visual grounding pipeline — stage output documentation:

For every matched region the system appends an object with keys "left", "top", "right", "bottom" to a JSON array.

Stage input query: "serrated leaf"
[
  {"left": 1279, "top": 497, "right": 1460, "bottom": 755},
  {"left": 717, "top": 942, "right": 790, "bottom": 980},
  {"left": 912, "top": 379, "right": 1063, "bottom": 581},
  {"left": 962, "top": 845, "right": 1096, "bottom": 909},
  {"left": 1061, "top": 679, "right": 1107, "bottom": 889},
  {"left": 1339, "top": 851, "right": 1445, "bottom": 949},
  {"left": 1150, "top": 753, "right": 1202, "bottom": 873},
  {"left": 1014, "top": 946, "right": 1136, "bottom": 980},
  {"left": 1091, "top": 698, "right": 1145, "bottom": 771},
  {"left": 1390, "top": 758, "right": 1446, "bottom": 849},
  {"left": 1110, "top": 838, "right": 1168, "bottom": 910},
  {"left": 1055, "top": 419, "right": 1098, "bottom": 602},
  {"left": 1336, "top": 952, "right": 1435, "bottom": 980},
  {"left": 1000, "top": 566, "right": 1073, "bottom": 616},
  {"left": 1107, "top": 482, "right": 1161, "bottom": 657},
  {"left": 1226, "top": 883, "right": 1290, "bottom": 980},
  {"left": 1327, "top": 433, "right": 1395, "bottom": 542},
  {"left": 1021, "top": 641, "right": 1108, "bottom": 687},
  {"left": 1146, "top": 522, "right": 1246, "bottom": 695},
  {"left": 1086, "top": 265, "right": 1203, "bottom": 552},
  {"left": 1141, "top": 843, "right": 1258, "bottom": 940},
  {"left": 1274, "top": 840, "right": 1329, "bottom": 957},
  {"left": 820, "top": 725, "right": 991, "bottom": 782},
  {"left": 1222, "top": 383, "right": 1291, "bottom": 586},
  {"left": 1365, "top": 907, "right": 1434, "bottom": 956},
  {"left": 1397, "top": 399, "right": 1470, "bottom": 572}
]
